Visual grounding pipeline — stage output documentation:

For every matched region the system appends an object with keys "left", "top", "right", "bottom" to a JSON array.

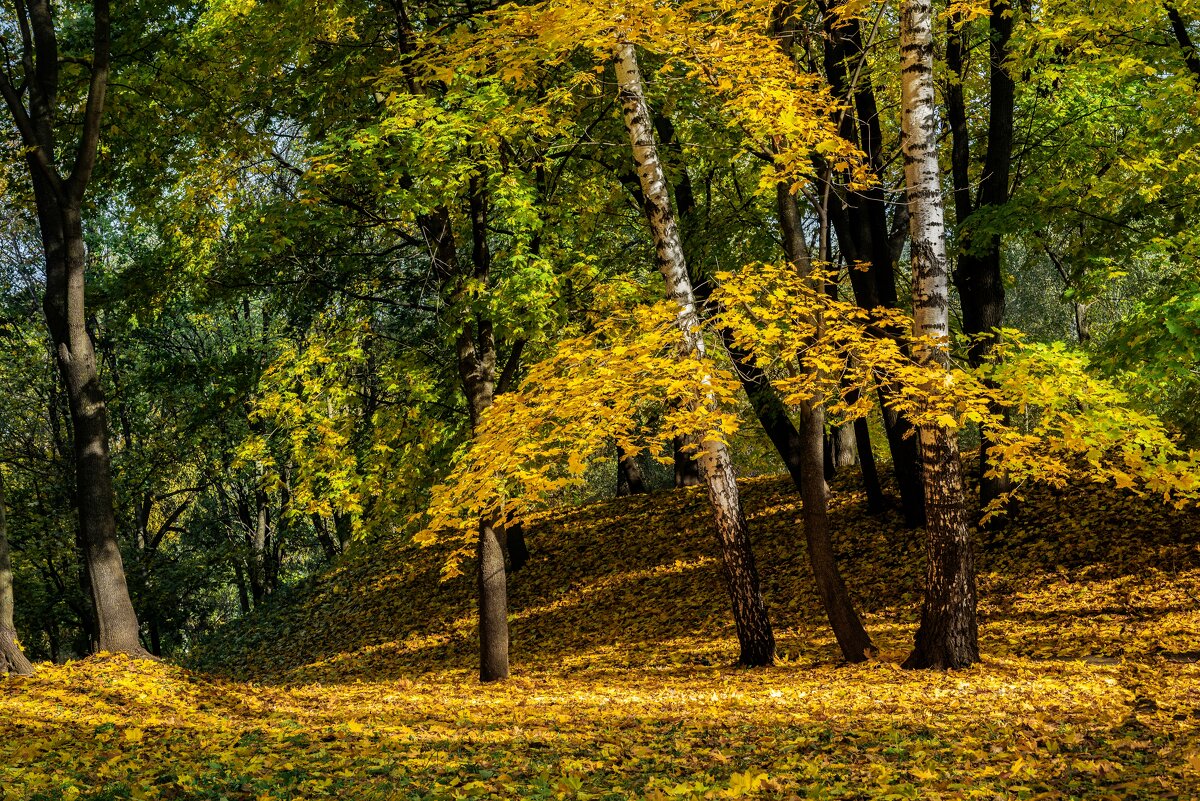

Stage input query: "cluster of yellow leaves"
[
  {"left": 239, "top": 307, "right": 462, "bottom": 542},
  {"left": 713, "top": 261, "right": 1200, "bottom": 521},
  {"left": 422, "top": 260, "right": 1200, "bottom": 550},
  {"left": 422, "top": 301, "right": 741, "bottom": 574},
  {"left": 433, "top": 0, "right": 864, "bottom": 192},
  {"left": 9, "top": 476, "right": 1200, "bottom": 799}
]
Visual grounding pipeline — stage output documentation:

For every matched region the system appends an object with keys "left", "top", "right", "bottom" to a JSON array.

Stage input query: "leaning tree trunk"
[
  {"left": 0, "top": 473, "right": 34, "bottom": 675},
  {"left": 898, "top": 0, "right": 979, "bottom": 670},
  {"left": 616, "top": 41, "right": 774, "bottom": 666},
  {"left": 778, "top": 180, "right": 875, "bottom": 663}
]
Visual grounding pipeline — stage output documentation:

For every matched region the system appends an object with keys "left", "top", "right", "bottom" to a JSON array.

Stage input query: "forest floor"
[{"left": 2, "top": 475, "right": 1199, "bottom": 800}]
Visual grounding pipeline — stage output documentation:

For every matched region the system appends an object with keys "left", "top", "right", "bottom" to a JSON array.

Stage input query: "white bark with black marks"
[
  {"left": 616, "top": 41, "right": 774, "bottom": 666},
  {"left": 899, "top": 0, "right": 979, "bottom": 670}
]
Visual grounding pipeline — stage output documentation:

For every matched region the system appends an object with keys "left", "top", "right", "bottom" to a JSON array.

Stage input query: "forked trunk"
[
  {"left": 0, "top": 474, "right": 34, "bottom": 675},
  {"left": 420, "top": 182, "right": 512, "bottom": 681},
  {"left": 616, "top": 41, "right": 774, "bottom": 666},
  {"left": 898, "top": 0, "right": 979, "bottom": 670},
  {"left": 778, "top": 179, "right": 874, "bottom": 662}
]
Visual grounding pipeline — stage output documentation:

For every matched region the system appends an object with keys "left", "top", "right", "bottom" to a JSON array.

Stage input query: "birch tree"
[
  {"left": 615, "top": 40, "right": 775, "bottom": 666},
  {"left": 898, "top": 0, "right": 979, "bottom": 669}
]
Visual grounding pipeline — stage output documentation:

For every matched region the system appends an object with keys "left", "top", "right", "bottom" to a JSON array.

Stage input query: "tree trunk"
[
  {"left": 1167, "top": 5, "right": 1200, "bottom": 82},
  {"left": 898, "top": 0, "right": 980, "bottom": 670},
  {"left": 829, "top": 424, "right": 858, "bottom": 470},
  {"left": 672, "top": 437, "right": 703, "bottom": 487},
  {"left": 617, "top": 41, "right": 774, "bottom": 666},
  {"left": 477, "top": 520, "right": 509, "bottom": 681},
  {"left": 419, "top": 181, "right": 512, "bottom": 681},
  {"left": 947, "top": 0, "right": 1015, "bottom": 510},
  {"left": 778, "top": 176, "right": 874, "bottom": 663},
  {"left": 616, "top": 447, "right": 647, "bottom": 496},
  {"left": 1, "top": 0, "right": 147, "bottom": 658},
  {"left": 0, "top": 474, "right": 34, "bottom": 675},
  {"left": 818, "top": 0, "right": 927, "bottom": 526},
  {"left": 852, "top": 413, "right": 886, "bottom": 514},
  {"left": 505, "top": 522, "right": 530, "bottom": 573},
  {"left": 619, "top": 115, "right": 806, "bottom": 493}
]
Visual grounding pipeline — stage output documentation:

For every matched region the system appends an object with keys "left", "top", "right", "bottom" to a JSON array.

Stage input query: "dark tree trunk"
[
  {"left": 817, "top": 1, "right": 926, "bottom": 525},
  {"left": 233, "top": 561, "right": 251, "bottom": 615},
  {"left": 505, "top": 522, "right": 530, "bottom": 573},
  {"left": 617, "top": 41, "right": 774, "bottom": 666},
  {"left": 673, "top": 437, "right": 703, "bottom": 487},
  {"left": 799, "top": 403, "right": 875, "bottom": 661},
  {"left": 1167, "top": 5, "right": 1200, "bottom": 81},
  {"left": 852, "top": 413, "right": 886, "bottom": 514},
  {"left": 419, "top": 177, "right": 511, "bottom": 681},
  {"left": 477, "top": 520, "right": 509, "bottom": 681},
  {"left": 313, "top": 514, "right": 339, "bottom": 560},
  {"left": 899, "top": 0, "right": 980, "bottom": 670},
  {"left": 778, "top": 180, "right": 874, "bottom": 663},
  {"left": 616, "top": 447, "right": 647, "bottom": 496},
  {"left": 0, "top": 0, "right": 147, "bottom": 657},
  {"left": 1, "top": 474, "right": 34, "bottom": 675},
  {"left": 947, "top": 0, "right": 1015, "bottom": 510}
]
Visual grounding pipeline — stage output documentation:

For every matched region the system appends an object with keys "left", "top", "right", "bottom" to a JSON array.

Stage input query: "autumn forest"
[{"left": 2, "top": 0, "right": 1200, "bottom": 798}]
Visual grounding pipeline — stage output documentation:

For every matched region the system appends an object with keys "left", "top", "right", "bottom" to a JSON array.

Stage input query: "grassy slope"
[{"left": 3, "top": 475, "right": 1199, "bottom": 800}]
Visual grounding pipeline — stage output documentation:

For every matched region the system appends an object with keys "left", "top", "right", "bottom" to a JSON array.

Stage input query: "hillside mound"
[
  {"left": 196, "top": 474, "right": 1200, "bottom": 683},
  {"left": 5, "top": 476, "right": 1200, "bottom": 800}
]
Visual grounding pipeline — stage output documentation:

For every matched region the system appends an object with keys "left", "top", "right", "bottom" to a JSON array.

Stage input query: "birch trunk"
[
  {"left": 898, "top": 0, "right": 980, "bottom": 670},
  {"left": 0, "top": 473, "right": 34, "bottom": 675},
  {"left": 616, "top": 41, "right": 774, "bottom": 666}
]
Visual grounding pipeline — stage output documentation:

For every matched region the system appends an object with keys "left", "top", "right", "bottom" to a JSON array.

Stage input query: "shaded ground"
[{"left": 2, "top": 476, "right": 1199, "bottom": 799}]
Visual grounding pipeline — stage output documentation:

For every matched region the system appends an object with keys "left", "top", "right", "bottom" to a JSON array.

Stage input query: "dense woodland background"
[
  {"left": 3, "top": 0, "right": 1200, "bottom": 699},
  {"left": 4, "top": 0, "right": 1200, "bottom": 797}
]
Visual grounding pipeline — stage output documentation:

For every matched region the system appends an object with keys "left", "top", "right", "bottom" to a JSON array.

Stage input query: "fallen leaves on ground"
[{"left": 3, "top": 476, "right": 1199, "bottom": 799}]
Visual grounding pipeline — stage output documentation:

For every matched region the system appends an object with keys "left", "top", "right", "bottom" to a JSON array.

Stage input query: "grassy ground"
[{"left": 3, "top": 476, "right": 1199, "bottom": 799}]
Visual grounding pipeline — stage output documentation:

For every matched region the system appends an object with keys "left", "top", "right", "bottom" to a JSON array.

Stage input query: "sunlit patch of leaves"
[{"left": 4, "top": 476, "right": 1199, "bottom": 799}]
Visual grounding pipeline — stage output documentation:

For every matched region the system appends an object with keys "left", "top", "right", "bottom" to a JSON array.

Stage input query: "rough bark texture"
[
  {"left": 947, "top": 0, "right": 1015, "bottom": 509},
  {"left": 616, "top": 447, "right": 647, "bottom": 496},
  {"left": 817, "top": 1, "right": 926, "bottom": 525},
  {"left": 418, "top": 187, "right": 510, "bottom": 681},
  {"left": 0, "top": 0, "right": 147, "bottom": 657},
  {"left": 898, "top": 0, "right": 980, "bottom": 670},
  {"left": 0, "top": 474, "right": 34, "bottom": 675},
  {"left": 617, "top": 41, "right": 774, "bottom": 666},
  {"left": 778, "top": 178, "right": 874, "bottom": 663},
  {"left": 476, "top": 521, "right": 509, "bottom": 681},
  {"left": 829, "top": 425, "right": 858, "bottom": 470}
]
